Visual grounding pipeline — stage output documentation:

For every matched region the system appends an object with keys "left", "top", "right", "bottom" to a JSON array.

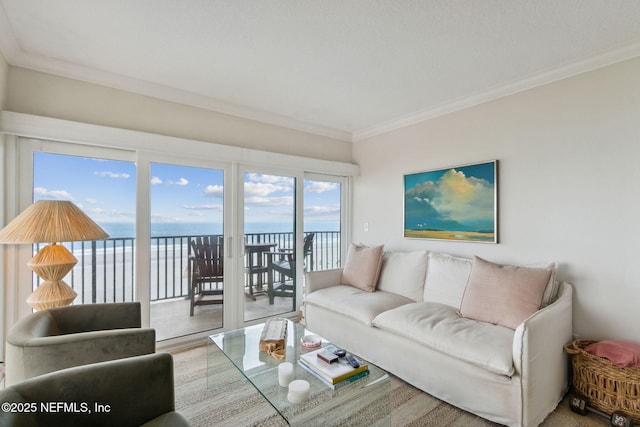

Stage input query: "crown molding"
[
  {"left": 352, "top": 39, "right": 640, "bottom": 141},
  {"left": 10, "top": 50, "right": 353, "bottom": 142}
]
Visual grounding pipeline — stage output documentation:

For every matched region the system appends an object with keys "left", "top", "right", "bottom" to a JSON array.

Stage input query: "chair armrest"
[
  {"left": 1, "top": 353, "right": 180, "bottom": 427},
  {"left": 305, "top": 268, "right": 343, "bottom": 296},
  {"left": 513, "top": 282, "right": 573, "bottom": 425},
  {"left": 6, "top": 328, "right": 156, "bottom": 385}
]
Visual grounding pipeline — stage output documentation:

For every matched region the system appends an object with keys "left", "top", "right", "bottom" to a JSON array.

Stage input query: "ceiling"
[{"left": 1, "top": 1, "right": 640, "bottom": 142}]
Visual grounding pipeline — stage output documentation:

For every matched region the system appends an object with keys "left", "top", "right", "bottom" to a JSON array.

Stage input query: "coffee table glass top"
[{"left": 208, "top": 320, "right": 391, "bottom": 426}]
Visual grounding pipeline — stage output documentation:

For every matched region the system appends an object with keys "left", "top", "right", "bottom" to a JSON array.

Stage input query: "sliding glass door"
[
  {"left": 242, "top": 171, "right": 297, "bottom": 322},
  {"left": 17, "top": 137, "right": 349, "bottom": 341},
  {"left": 149, "top": 162, "right": 226, "bottom": 340}
]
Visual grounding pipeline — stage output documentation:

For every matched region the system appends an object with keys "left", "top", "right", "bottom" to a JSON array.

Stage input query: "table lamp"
[{"left": 0, "top": 200, "right": 109, "bottom": 310}]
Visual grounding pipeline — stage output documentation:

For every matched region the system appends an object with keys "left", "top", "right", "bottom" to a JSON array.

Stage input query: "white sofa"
[{"left": 302, "top": 250, "right": 573, "bottom": 427}]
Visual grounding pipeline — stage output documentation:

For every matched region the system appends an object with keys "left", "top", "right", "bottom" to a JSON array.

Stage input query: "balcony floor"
[{"left": 151, "top": 292, "right": 295, "bottom": 341}]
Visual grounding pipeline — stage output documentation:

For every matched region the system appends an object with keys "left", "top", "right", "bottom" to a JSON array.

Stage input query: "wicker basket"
[{"left": 564, "top": 339, "right": 640, "bottom": 422}]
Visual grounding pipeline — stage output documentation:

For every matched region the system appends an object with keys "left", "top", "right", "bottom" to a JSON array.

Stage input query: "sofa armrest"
[
  {"left": 0, "top": 353, "right": 186, "bottom": 427},
  {"left": 512, "top": 281, "right": 573, "bottom": 426},
  {"left": 6, "top": 328, "right": 156, "bottom": 385},
  {"left": 305, "top": 268, "right": 343, "bottom": 296}
]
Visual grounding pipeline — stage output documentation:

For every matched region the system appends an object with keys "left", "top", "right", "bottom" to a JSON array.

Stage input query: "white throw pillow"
[
  {"left": 423, "top": 252, "right": 472, "bottom": 308},
  {"left": 341, "top": 243, "right": 384, "bottom": 292},
  {"left": 376, "top": 251, "right": 429, "bottom": 302}
]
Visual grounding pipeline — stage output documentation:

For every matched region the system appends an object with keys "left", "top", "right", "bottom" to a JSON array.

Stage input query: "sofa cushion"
[
  {"left": 377, "top": 250, "right": 429, "bottom": 301},
  {"left": 304, "top": 285, "right": 413, "bottom": 326},
  {"left": 459, "top": 256, "right": 552, "bottom": 329},
  {"left": 372, "top": 302, "right": 515, "bottom": 376},
  {"left": 423, "top": 252, "right": 472, "bottom": 308},
  {"left": 341, "top": 243, "right": 384, "bottom": 292}
]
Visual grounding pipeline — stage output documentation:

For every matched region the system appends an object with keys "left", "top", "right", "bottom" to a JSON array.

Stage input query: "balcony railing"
[{"left": 35, "top": 231, "right": 340, "bottom": 304}]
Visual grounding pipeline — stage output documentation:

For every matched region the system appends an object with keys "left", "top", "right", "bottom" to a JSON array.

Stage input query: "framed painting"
[{"left": 404, "top": 160, "right": 498, "bottom": 243}]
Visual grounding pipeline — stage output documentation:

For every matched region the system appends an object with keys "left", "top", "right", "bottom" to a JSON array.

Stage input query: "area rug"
[{"left": 172, "top": 345, "right": 608, "bottom": 427}]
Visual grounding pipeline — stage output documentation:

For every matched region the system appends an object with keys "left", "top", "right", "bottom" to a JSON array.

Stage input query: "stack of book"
[{"left": 298, "top": 345, "right": 369, "bottom": 390}]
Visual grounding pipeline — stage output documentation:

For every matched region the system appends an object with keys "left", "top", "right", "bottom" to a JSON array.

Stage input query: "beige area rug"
[{"left": 172, "top": 345, "right": 608, "bottom": 427}]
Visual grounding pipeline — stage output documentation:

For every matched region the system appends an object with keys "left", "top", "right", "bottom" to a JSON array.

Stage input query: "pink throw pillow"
[
  {"left": 459, "top": 256, "right": 552, "bottom": 329},
  {"left": 341, "top": 243, "right": 384, "bottom": 292},
  {"left": 586, "top": 340, "right": 640, "bottom": 368}
]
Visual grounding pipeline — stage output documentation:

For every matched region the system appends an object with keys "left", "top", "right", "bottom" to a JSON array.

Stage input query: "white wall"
[
  {"left": 353, "top": 58, "right": 640, "bottom": 342},
  {"left": 5, "top": 67, "right": 353, "bottom": 163}
]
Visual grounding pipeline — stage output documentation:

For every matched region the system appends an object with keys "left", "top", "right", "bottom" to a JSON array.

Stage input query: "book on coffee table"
[
  {"left": 298, "top": 359, "right": 370, "bottom": 390},
  {"left": 299, "top": 345, "right": 369, "bottom": 386}
]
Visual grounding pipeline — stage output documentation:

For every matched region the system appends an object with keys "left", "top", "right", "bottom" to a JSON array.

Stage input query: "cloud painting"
[{"left": 404, "top": 161, "right": 497, "bottom": 242}]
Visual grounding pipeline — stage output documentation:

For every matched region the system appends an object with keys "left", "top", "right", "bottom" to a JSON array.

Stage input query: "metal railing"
[{"left": 36, "top": 231, "right": 341, "bottom": 304}]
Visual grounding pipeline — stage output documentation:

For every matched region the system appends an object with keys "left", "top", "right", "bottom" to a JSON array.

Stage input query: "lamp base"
[{"left": 27, "top": 280, "right": 77, "bottom": 311}]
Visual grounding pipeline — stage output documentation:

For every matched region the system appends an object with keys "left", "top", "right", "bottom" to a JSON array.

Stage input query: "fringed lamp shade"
[{"left": 0, "top": 200, "right": 109, "bottom": 310}]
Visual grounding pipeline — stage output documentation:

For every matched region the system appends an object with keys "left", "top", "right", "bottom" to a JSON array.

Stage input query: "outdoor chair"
[
  {"left": 266, "top": 233, "right": 314, "bottom": 304},
  {"left": 189, "top": 235, "right": 224, "bottom": 316}
]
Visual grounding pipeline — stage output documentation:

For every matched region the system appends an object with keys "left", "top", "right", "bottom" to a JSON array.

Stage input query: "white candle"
[
  {"left": 278, "top": 362, "right": 293, "bottom": 387},
  {"left": 288, "top": 379, "right": 310, "bottom": 403}
]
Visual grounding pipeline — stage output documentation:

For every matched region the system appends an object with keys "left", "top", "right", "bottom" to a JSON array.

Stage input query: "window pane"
[
  {"left": 244, "top": 172, "right": 296, "bottom": 322},
  {"left": 304, "top": 179, "right": 342, "bottom": 271},
  {"left": 33, "top": 152, "right": 136, "bottom": 304}
]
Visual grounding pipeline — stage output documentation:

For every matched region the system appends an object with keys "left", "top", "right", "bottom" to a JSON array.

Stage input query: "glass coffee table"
[{"left": 208, "top": 320, "right": 391, "bottom": 426}]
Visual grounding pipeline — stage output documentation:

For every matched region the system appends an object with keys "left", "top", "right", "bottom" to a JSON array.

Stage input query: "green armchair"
[
  {"left": 0, "top": 353, "right": 190, "bottom": 427},
  {"left": 5, "top": 302, "right": 155, "bottom": 386}
]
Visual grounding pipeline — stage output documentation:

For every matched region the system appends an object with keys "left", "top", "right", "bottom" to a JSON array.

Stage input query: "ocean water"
[{"left": 100, "top": 221, "right": 340, "bottom": 238}]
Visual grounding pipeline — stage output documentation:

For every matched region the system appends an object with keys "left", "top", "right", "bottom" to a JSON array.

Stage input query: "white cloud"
[
  {"left": 204, "top": 185, "right": 223, "bottom": 197},
  {"left": 150, "top": 176, "right": 163, "bottom": 185},
  {"left": 94, "top": 171, "right": 130, "bottom": 179},
  {"left": 246, "top": 174, "right": 293, "bottom": 190},
  {"left": 431, "top": 170, "right": 494, "bottom": 222},
  {"left": 305, "top": 181, "right": 338, "bottom": 193},
  {"left": 245, "top": 182, "right": 287, "bottom": 197},
  {"left": 34, "top": 187, "right": 73, "bottom": 200},
  {"left": 84, "top": 197, "right": 99, "bottom": 204},
  {"left": 245, "top": 196, "right": 293, "bottom": 207},
  {"left": 169, "top": 178, "right": 189, "bottom": 186}
]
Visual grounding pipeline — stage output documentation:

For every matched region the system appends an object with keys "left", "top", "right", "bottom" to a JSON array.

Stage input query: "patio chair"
[
  {"left": 266, "top": 233, "right": 314, "bottom": 304},
  {"left": 189, "top": 235, "right": 224, "bottom": 316}
]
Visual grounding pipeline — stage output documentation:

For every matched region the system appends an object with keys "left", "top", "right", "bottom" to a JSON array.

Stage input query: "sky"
[{"left": 33, "top": 153, "right": 341, "bottom": 227}]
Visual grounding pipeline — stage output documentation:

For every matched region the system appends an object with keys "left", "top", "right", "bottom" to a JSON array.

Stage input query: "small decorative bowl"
[{"left": 300, "top": 335, "right": 322, "bottom": 349}]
